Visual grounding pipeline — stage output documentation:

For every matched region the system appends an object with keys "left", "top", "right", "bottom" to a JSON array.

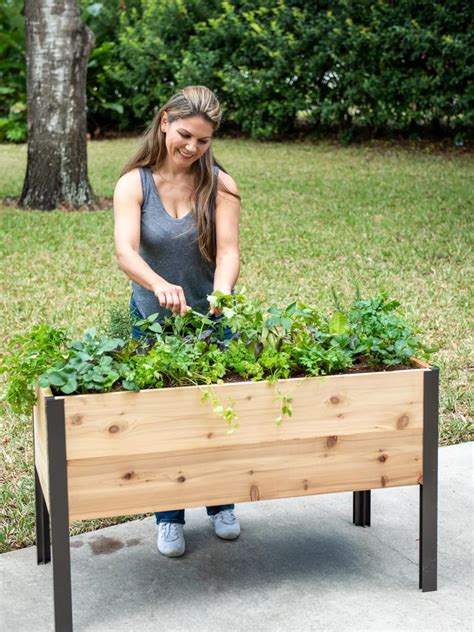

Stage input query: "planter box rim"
[{"left": 39, "top": 358, "right": 433, "bottom": 401}]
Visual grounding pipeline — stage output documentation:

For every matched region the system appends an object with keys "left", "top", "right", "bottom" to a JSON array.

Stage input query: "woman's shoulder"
[
  {"left": 116, "top": 167, "right": 143, "bottom": 185},
  {"left": 114, "top": 168, "right": 143, "bottom": 203},
  {"left": 215, "top": 168, "right": 239, "bottom": 197}
]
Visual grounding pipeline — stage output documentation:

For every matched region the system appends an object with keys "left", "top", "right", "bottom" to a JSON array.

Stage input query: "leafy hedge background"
[{"left": 1, "top": 0, "right": 473, "bottom": 142}]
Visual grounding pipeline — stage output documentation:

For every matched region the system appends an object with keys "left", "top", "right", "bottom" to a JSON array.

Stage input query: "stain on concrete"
[
  {"left": 88, "top": 536, "right": 125, "bottom": 555},
  {"left": 70, "top": 540, "right": 84, "bottom": 549},
  {"left": 126, "top": 538, "right": 141, "bottom": 547}
]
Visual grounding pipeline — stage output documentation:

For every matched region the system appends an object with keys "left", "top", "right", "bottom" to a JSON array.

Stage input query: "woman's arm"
[
  {"left": 210, "top": 171, "right": 241, "bottom": 314},
  {"left": 113, "top": 169, "right": 188, "bottom": 315}
]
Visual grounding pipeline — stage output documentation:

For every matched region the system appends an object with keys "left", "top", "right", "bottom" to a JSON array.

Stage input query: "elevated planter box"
[{"left": 33, "top": 360, "right": 438, "bottom": 631}]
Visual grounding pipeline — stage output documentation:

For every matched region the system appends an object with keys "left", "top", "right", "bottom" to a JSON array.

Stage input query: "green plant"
[
  {"left": 39, "top": 329, "right": 125, "bottom": 394},
  {"left": 0, "top": 1, "right": 27, "bottom": 142},
  {"left": 346, "top": 293, "right": 434, "bottom": 367},
  {"left": 275, "top": 388, "right": 293, "bottom": 426},
  {"left": 0, "top": 325, "right": 68, "bottom": 415},
  {"left": 200, "top": 388, "right": 239, "bottom": 433},
  {"left": 0, "top": 107, "right": 27, "bottom": 143},
  {"left": 0, "top": 290, "right": 433, "bottom": 432},
  {"left": 3, "top": 1, "right": 473, "bottom": 143},
  {"left": 102, "top": 301, "right": 133, "bottom": 340}
]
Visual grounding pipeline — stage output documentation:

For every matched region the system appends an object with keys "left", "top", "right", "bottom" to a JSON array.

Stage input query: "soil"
[
  {"left": 333, "top": 356, "right": 413, "bottom": 374},
  {"left": 219, "top": 358, "right": 414, "bottom": 385},
  {"left": 50, "top": 358, "right": 415, "bottom": 397}
]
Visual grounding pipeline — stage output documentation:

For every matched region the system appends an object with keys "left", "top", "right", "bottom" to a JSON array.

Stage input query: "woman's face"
[{"left": 161, "top": 114, "right": 213, "bottom": 169}]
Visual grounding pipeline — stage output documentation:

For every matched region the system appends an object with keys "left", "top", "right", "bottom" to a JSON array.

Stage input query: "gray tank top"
[{"left": 131, "top": 167, "right": 216, "bottom": 321}]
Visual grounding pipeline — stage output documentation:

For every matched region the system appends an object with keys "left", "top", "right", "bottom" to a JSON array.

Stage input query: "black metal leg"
[
  {"left": 353, "top": 490, "right": 371, "bottom": 527},
  {"left": 33, "top": 411, "right": 51, "bottom": 565},
  {"left": 353, "top": 492, "right": 360, "bottom": 524},
  {"left": 34, "top": 467, "right": 51, "bottom": 564},
  {"left": 46, "top": 398, "right": 73, "bottom": 631},
  {"left": 419, "top": 368, "right": 439, "bottom": 592}
]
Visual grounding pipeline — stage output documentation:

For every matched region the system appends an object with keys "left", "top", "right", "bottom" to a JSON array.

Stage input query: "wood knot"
[
  {"left": 330, "top": 395, "right": 340, "bottom": 405},
  {"left": 303, "top": 479, "right": 309, "bottom": 490},
  {"left": 381, "top": 475, "right": 388, "bottom": 487},
  {"left": 246, "top": 395, "right": 252, "bottom": 401},
  {"left": 378, "top": 454, "right": 388, "bottom": 462},
  {"left": 327, "top": 435, "right": 338, "bottom": 448},
  {"left": 177, "top": 475, "right": 186, "bottom": 483},
  {"left": 122, "top": 471, "right": 134, "bottom": 480},
  {"left": 109, "top": 425, "right": 120, "bottom": 433},
  {"left": 397, "top": 414, "right": 409, "bottom": 429},
  {"left": 71, "top": 414, "right": 82, "bottom": 426},
  {"left": 248, "top": 470, "right": 254, "bottom": 475},
  {"left": 207, "top": 432, "right": 213, "bottom": 439},
  {"left": 250, "top": 484, "right": 260, "bottom": 501},
  {"left": 337, "top": 414, "right": 344, "bottom": 419}
]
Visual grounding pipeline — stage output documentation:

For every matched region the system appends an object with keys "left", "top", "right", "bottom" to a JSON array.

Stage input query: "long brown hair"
[{"left": 121, "top": 85, "right": 237, "bottom": 262}]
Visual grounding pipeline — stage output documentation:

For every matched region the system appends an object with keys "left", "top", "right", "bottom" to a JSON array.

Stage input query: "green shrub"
[
  {"left": 0, "top": 0, "right": 27, "bottom": 142},
  {"left": 2, "top": 1, "right": 472, "bottom": 142},
  {"left": 98, "top": 0, "right": 474, "bottom": 139}
]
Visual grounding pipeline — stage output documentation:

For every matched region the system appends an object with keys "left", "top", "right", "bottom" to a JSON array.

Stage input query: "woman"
[{"left": 113, "top": 86, "right": 241, "bottom": 557}]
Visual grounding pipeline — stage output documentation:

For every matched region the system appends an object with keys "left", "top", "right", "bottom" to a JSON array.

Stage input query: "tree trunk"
[{"left": 20, "top": 0, "right": 96, "bottom": 210}]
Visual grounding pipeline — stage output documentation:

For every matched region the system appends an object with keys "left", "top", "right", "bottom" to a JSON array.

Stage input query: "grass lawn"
[{"left": 1, "top": 137, "right": 473, "bottom": 552}]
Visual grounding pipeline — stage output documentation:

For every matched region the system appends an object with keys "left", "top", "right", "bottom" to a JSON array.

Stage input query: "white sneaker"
[
  {"left": 157, "top": 522, "right": 185, "bottom": 557},
  {"left": 209, "top": 510, "right": 240, "bottom": 540}
]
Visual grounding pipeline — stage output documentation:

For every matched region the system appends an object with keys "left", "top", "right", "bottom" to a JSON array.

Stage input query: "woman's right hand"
[{"left": 152, "top": 280, "right": 189, "bottom": 316}]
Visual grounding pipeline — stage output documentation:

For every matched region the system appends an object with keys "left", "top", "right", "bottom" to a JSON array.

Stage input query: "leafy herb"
[
  {"left": 0, "top": 325, "right": 68, "bottom": 415},
  {"left": 1, "top": 291, "right": 433, "bottom": 423},
  {"left": 346, "top": 292, "right": 432, "bottom": 367},
  {"left": 101, "top": 302, "right": 133, "bottom": 340},
  {"left": 38, "top": 329, "right": 126, "bottom": 395}
]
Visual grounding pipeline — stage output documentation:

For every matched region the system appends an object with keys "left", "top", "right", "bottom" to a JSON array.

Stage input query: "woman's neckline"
[{"left": 148, "top": 167, "right": 193, "bottom": 221}]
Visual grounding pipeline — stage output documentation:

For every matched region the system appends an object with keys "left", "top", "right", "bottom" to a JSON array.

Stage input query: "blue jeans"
[{"left": 130, "top": 294, "right": 235, "bottom": 525}]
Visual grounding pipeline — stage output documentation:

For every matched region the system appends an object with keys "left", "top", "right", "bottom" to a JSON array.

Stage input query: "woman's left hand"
[
  {"left": 209, "top": 287, "right": 231, "bottom": 316},
  {"left": 208, "top": 305, "right": 223, "bottom": 317}
]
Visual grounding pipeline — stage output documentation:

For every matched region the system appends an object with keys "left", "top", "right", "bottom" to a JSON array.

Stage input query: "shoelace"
[
  {"left": 162, "top": 523, "right": 181, "bottom": 541},
  {"left": 215, "top": 510, "right": 236, "bottom": 525}
]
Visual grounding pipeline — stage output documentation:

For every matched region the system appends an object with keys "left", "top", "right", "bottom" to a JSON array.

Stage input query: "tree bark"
[{"left": 20, "top": 0, "right": 96, "bottom": 210}]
